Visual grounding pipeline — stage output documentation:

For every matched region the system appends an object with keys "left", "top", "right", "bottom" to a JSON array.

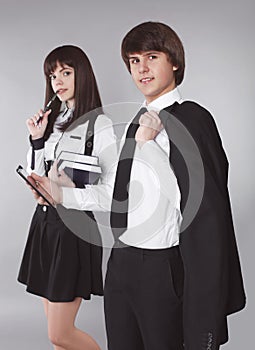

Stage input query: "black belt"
[{"left": 113, "top": 239, "right": 180, "bottom": 257}]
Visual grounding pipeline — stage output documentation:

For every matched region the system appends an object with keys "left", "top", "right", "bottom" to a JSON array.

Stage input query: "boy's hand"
[{"left": 135, "top": 110, "right": 163, "bottom": 147}]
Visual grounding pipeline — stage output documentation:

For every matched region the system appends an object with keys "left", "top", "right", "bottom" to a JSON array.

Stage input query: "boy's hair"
[{"left": 121, "top": 21, "right": 185, "bottom": 86}]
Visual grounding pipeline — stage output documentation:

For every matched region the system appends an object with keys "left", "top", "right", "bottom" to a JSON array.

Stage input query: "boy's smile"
[{"left": 128, "top": 51, "right": 177, "bottom": 103}]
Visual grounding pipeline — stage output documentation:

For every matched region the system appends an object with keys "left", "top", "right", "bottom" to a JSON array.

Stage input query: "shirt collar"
[
  {"left": 142, "top": 87, "right": 183, "bottom": 112},
  {"left": 61, "top": 102, "right": 74, "bottom": 113},
  {"left": 55, "top": 104, "right": 74, "bottom": 126}
]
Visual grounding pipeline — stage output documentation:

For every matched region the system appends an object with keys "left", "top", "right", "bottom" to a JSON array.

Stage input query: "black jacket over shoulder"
[{"left": 160, "top": 101, "right": 246, "bottom": 350}]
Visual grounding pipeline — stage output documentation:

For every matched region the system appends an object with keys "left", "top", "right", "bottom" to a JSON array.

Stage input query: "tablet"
[{"left": 16, "top": 165, "right": 55, "bottom": 207}]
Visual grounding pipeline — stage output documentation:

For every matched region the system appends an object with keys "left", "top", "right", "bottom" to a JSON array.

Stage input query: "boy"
[{"left": 104, "top": 21, "right": 246, "bottom": 350}]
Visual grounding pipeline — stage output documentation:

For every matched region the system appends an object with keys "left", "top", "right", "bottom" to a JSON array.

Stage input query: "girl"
[{"left": 17, "top": 45, "right": 117, "bottom": 350}]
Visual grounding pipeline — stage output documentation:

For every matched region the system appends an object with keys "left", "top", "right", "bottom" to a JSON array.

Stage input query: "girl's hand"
[
  {"left": 31, "top": 188, "right": 49, "bottom": 206},
  {"left": 26, "top": 176, "right": 51, "bottom": 206},
  {"left": 26, "top": 109, "right": 51, "bottom": 139},
  {"left": 30, "top": 173, "right": 62, "bottom": 205},
  {"left": 48, "top": 161, "right": 76, "bottom": 188}
]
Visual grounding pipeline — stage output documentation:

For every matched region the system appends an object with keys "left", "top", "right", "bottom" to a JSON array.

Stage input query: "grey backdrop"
[{"left": 0, "top": 0, "right": 254, "bottom": 349}]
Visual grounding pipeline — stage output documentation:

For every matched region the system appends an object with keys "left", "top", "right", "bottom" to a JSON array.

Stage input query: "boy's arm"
[{"left": 135, "top": 110, "right": 180, "bottom": 207}]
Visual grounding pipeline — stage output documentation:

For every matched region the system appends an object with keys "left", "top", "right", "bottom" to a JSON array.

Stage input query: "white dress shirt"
[
  {"left": 119, "top": 88, "right": 183, "bottom": 249},
  {"left": 27, "top": 108, "right": 118, "bottom": 212}
]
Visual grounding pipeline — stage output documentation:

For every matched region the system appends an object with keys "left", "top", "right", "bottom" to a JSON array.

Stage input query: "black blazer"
[{"left": 160, "top": 101, "right": 246, "bottom": 350}]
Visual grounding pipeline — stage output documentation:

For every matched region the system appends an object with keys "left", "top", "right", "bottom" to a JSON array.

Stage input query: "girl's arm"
[
  {"left": 61, "top": 115, "right": 118, "bottom": 212},
  {"left": 26, "top": 109, "right": 51, "bottom": 175}
]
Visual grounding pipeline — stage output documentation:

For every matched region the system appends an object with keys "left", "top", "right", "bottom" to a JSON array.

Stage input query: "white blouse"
[{"left": 27, "top": 108, "right": 118, "bottom": 212}]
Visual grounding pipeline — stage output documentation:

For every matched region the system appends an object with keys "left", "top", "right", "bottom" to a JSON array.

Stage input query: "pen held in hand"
[{"left": 35, "top": 91, "right": 59, "bottom": 126}]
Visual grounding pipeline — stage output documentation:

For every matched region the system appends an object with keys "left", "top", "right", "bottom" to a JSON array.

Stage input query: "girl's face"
[{"left": 50, "top": 62, "right": 75, "bottom": 108}]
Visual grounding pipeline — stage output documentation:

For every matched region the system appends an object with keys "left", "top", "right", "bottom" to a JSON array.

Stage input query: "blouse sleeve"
[
  {"left": 62, "top": 115, "right": 118, "bottom": 211},
  {"left": 26, "top": 136, "right": 46, "bottom": 176}
]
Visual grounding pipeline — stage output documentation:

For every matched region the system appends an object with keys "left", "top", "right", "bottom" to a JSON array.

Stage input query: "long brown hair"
[{"left": 43, "top": 45, "right": 102, "bottom": 140}]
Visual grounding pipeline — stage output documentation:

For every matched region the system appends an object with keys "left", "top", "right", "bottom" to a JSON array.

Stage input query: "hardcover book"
[
  {"left": 57, "top": 150, "right": 99, "bottom": 166},
  {"left": 57, "top": 152, "right": 101, "bottom": 188}
]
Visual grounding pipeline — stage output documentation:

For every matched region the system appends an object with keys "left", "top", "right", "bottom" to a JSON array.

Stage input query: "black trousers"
[{"left": 104, "top": 242, "right": 184, "bottom": 350}]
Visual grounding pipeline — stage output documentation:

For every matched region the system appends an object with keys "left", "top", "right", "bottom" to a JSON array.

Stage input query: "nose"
[
  {"left": 53, "top": 75, "right": 63, "bottom": 87},
  {"left": 55, "top": 79, "right": 63, "bottom": 86},
  {"left": 138, "top": 59, "right": 149, "bottom": 74}
]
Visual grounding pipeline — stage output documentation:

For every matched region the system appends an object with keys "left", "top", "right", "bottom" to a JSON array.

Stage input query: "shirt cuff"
[
  {"left": 29, "top": 135, "right": 45, "bottom": 150},
  {"left": 62, "top": 187, "right": 83, "bottom": 210}
]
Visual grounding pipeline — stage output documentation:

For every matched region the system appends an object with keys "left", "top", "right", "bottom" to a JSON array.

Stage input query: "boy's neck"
[
  {"left": 145, "top": 87, "right": 178, "bottom": 106},
  {"left": 143, "top": 87, "right": 182, "bottom": 112},
  {"left": 145, "top": 83, "right": 177, "bottom": 105}
]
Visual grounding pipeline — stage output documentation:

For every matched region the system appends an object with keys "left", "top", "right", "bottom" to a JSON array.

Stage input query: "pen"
[{"left": 35, "top": 91, "right": 59, "bottom": 126}]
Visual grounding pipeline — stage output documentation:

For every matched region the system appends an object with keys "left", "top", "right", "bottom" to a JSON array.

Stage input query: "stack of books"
[{"left": 57, "top": 151, "right": 102, "bottom": 188}]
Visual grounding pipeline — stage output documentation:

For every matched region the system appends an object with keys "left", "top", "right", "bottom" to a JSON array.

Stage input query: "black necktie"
[{"left": 110, "top": 107, "right": 147, "bottom": 239}]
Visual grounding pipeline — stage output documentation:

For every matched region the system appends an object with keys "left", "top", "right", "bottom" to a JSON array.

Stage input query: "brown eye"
[{"left": 130, "top": 58, "right": 139, "bottom": 64}]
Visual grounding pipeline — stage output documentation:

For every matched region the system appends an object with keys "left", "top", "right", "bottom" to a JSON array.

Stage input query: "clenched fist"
[{"left": 135, "top": 110, "right": 163, "bottom": 147}]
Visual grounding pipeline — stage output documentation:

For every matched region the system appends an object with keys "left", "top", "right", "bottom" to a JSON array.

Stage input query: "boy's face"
[{"left": 128, "top": 51, "right": 177, "bottom": 103}]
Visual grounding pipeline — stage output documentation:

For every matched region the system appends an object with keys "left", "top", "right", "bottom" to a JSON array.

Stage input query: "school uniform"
[
  {"left": 18, "top": 107, "right": 117, "bottom": 302},
  {"left": 104, "top": 89, "right": 246, "bottom": 350}
]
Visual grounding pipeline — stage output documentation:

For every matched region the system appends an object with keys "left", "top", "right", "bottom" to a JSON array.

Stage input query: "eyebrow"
[
  {"left": 128, "top": 51, "right": 161, "bottom": 59},
  {"left": 50, "top": 66, "right": 73, "bottom": 74},
  {"left": 59, "top": 66, "right": 73, "bottom": 72}
]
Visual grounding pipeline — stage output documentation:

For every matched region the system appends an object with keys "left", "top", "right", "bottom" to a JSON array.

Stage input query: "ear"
[{"left": 173, "top": 66, "right": 178, "bottom": 71}]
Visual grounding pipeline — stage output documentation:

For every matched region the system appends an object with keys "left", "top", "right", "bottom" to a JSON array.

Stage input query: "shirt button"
[{"left": 42, "top": 205, "right": 47, "bottom": 212}]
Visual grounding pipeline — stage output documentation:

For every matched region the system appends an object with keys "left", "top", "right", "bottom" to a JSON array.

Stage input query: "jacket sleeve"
[
  {"left": 167, "top": 103, "right": 242, "bottom": 349},
  {"left": 184, "top": 110, "right": 229, "bottom": 349}
]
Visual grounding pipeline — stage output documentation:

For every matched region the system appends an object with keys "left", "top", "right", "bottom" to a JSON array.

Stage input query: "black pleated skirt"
[{"left": 18, "top": 204, "right": 103, "bottom": 302}]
